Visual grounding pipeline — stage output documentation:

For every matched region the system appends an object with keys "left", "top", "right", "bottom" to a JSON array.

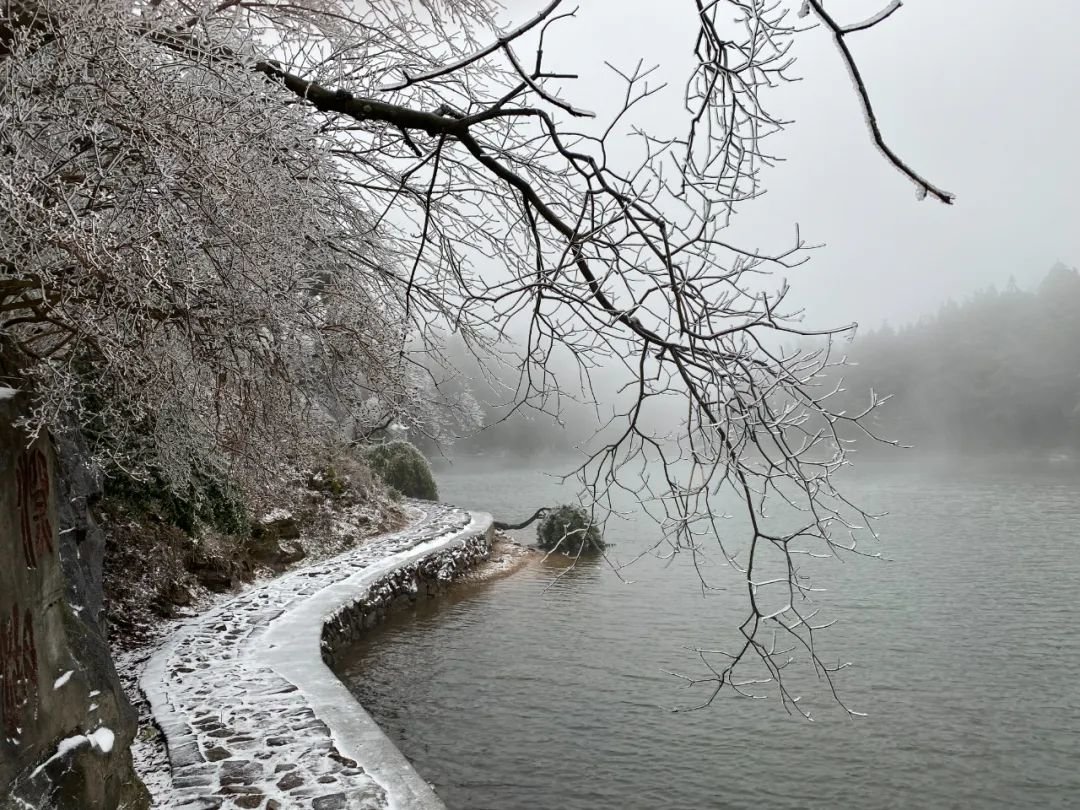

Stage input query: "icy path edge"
[
  {"left": 260, "top": 512, "right": 492, "bottom": 810},
  {"left": 140, "top": 504, "right": 493, "bottom": 810}
]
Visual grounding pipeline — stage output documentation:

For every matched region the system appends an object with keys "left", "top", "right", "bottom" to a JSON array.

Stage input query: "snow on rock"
[
  {"left": 30, "top": 735, "right": 90, "bottom": 778},
  {"left": 140, "top": 502, "right": 493, "bottom": 810},
  {"left": 89, "top": 727, "right": 115, "bottom": 753},
  {"left": 27, "top": 726, "right": 117, "bottom": 779},
  {"left": 260, "top": 507, "right": 293, "bottom": 523},
  {"left": 53, "top": 670, "right": 74, "bottom": 690}
]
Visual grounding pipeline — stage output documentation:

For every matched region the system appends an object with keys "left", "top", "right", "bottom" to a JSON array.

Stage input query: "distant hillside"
[{"left": 834, "top": 263, "right": 1080, "bottom": 457}]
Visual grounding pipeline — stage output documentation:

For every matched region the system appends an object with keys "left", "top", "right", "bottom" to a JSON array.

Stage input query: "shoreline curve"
[{"left": 140, "top": 502, "right": 493, "bottom": 809}]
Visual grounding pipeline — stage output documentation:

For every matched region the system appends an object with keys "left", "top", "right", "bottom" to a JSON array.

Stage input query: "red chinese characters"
[
  {"left": 15, "top": 448, "right": 52, "bottom": 569},
  {"left": 0, "top": 605, "right": 37, "bottom": 738}
]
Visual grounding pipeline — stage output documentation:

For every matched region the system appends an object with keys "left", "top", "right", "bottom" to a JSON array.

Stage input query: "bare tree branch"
[
  {"left": 0, "top": 0, "right": 954, "bottom": 717},
  {"left": 806, "top": 0, "right": 955, "bottom": 203}
]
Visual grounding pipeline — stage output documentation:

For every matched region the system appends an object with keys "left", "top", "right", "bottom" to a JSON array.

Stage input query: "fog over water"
[
  {"left": 437, "top": 258, "right": 1080, "bottom": 462},
  {"left": 7, "top": 0, "right": 1079, "bottom": 806},
  {"left": 344, "top": 4, "right": 1080, "bottom": 808},
  {"left": 340, "top": 459, "right": 1080, "bottom": 810},
  {"left": 432, "top": 0, "right": 1080, "bottom": 459}
]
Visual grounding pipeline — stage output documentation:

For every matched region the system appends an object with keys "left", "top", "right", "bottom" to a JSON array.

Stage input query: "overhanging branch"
[{"left": 805, "top": 0, "right": 955, "bottom": 204}]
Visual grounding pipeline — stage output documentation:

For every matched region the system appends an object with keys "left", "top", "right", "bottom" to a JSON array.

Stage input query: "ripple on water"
[{"left": 337, "top": 462, "right": 1080, "bottom": 810}]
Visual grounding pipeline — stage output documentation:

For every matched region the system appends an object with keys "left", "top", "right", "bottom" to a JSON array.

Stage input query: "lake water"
[{"left": 336, "top": 458, "right": 1080, "bottom": 809}]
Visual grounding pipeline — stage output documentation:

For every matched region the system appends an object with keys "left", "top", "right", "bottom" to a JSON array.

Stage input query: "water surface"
[{"left": 337, "top": 459, "right": 1080, "bottom": 809}]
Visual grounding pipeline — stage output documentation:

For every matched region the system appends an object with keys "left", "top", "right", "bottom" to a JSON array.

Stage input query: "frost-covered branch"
[
  {"left": 804, "top": 0, "right": 954, "bottom": 203},
  {"left": 1, "top": 0, "right": 949, "bottom": 715}
]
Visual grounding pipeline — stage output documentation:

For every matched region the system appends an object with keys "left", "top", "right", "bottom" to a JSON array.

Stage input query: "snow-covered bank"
[{"left": 138, "top": 503, "right": 493, "bottom": 809}]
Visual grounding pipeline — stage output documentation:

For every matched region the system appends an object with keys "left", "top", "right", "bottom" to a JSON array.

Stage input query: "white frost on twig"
[{"left": 840, "top": 0, "right": 903, "bottom": 34}]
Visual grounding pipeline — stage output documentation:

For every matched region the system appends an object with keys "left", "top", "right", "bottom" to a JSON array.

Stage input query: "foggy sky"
[{"left": 497, "top": 0, "right": 1080, "bottom": 331}]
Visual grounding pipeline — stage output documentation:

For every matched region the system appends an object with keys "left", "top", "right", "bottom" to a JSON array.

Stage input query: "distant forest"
[
  {"left": 834, "top": 262, "right": 1080, "bottom": 457},
  {"left": 427, "top": 263, "right": 1080, "bottom": 462}
]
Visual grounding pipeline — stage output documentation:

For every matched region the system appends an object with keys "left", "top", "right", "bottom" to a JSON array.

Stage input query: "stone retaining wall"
[
  {"left": 320, "top": 530, "right": 493, "bottom": 670},
  {"left": 142, "top": 504, "right": 493, "bottom": 810}
]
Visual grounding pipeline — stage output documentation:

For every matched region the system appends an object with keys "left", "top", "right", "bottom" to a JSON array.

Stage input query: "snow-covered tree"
[{"left": 0, "top": 0, "right": 951, "bottom": 713}]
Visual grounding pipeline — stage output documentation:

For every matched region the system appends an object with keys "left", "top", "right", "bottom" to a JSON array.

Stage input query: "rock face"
[
  {"left": 248, "top": 513, "right": 307, "bottom": 567},
  {"left": 0, "top": 391, "right": 148, "bottom": 809}
]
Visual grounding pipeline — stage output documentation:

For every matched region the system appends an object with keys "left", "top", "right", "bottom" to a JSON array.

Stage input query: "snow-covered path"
[{"left": 140, "top": 502, "right": 491, "bottom": 810}]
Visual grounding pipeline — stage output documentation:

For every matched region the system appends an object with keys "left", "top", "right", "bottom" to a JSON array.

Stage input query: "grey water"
[{"left": 336, "top": 458, "right": 1080, "bottom": 809}]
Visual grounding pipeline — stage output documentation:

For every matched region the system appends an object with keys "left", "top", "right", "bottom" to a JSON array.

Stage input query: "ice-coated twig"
[{"left": 806, "top": 0, "right": 955, "bottom": 203}]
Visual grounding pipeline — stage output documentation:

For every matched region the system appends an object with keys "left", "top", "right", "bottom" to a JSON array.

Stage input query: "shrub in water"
[
  {"left": 363, "top": 440, "right": 439, "bottom": 501},
  {"left": 536, "top": 504, "right": 603, "bottom": 554}
]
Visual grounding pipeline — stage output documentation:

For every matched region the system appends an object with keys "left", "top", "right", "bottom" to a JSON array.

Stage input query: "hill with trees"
[{"left": 834, "top": 263, "right": 1080, "bottom": 458}]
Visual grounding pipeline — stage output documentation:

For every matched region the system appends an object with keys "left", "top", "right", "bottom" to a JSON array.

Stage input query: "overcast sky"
[{"left": 498, "top": 0, "right": 1080, "bottom": 331}]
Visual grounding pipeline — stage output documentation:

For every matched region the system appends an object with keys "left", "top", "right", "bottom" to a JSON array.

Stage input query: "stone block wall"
[{"left": 320, "top": 530, "right": 493, "bottom": 670}]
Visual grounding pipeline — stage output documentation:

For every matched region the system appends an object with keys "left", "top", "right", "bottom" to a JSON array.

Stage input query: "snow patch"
[
  {"left": 261, "top": 511, "right": 490, "bottom": 810},
  {"left": 0, "top": 386, "right": 17, "bottom": 400},
  {"left": 30, "top": 735, "right": 90, "bottom": 777},
  {"left": 53, "top": 670, "right": 74, "bottom": 690},
  {"left": 26, "top": 728, "right": 115, "bottom": 778},
  {"left": 89, "top": 727, "right": 115, "bottom": 753}
]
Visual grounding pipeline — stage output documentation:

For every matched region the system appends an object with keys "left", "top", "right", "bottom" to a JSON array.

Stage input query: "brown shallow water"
[{"left": 336, "top": 459, "right": 1080, "bottom": 810}]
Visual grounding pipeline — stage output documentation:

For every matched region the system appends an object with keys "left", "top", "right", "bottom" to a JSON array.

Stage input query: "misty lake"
[{"left": 337, "top": 459, "right": 1080, "bottom": 809}]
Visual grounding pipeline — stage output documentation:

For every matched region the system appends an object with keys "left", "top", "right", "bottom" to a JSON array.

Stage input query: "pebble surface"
[{"left": 140, "top": 502, "right": 485, "bottom": 810}]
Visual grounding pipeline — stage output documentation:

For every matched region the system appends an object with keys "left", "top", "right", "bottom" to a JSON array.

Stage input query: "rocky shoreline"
[{"left": 131, "top": 503, "right": 495, "bottom": 810}]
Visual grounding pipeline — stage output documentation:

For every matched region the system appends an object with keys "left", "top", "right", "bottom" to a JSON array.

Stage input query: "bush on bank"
[{"left": 363, "top": 440, "right": 439, "bottom": 501}]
